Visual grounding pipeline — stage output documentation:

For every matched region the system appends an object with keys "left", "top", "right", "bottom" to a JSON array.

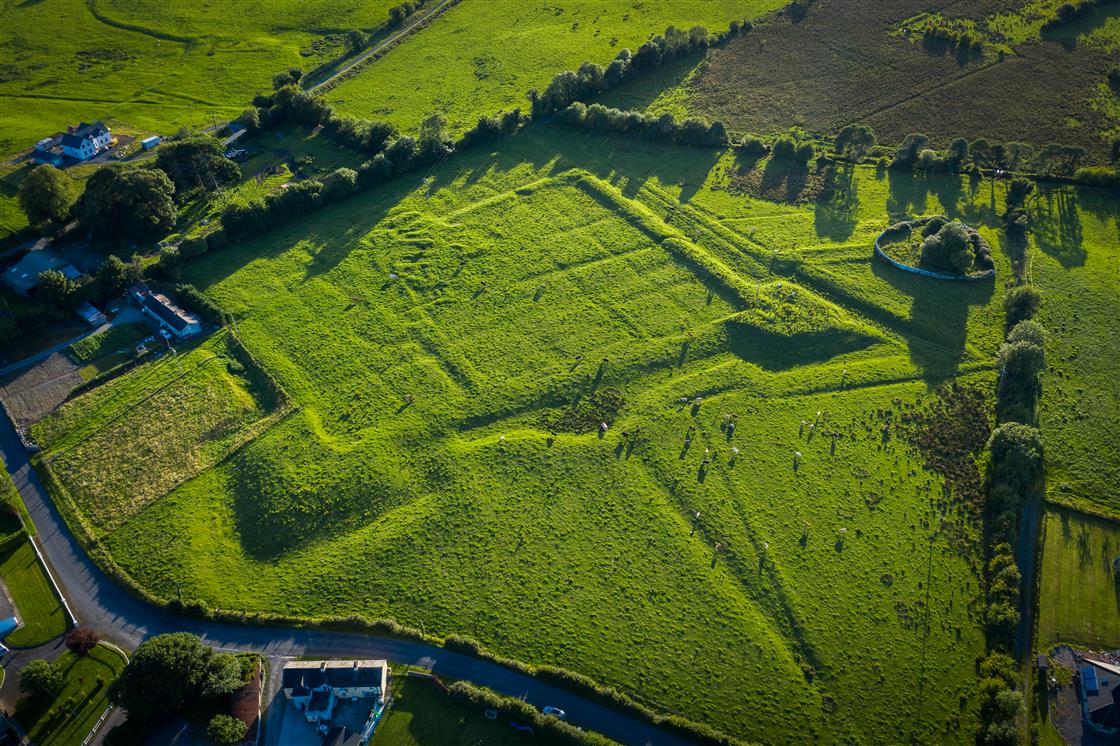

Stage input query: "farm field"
[
  {"left": 28, "top": 126, "right": 1042, "bottom": 743},
  {"left": 0, "top": 537, "right": 68, "bottom": 647},
  {"left": 33, "top": 332, "right": 287, "bottom": 537},
  {"left": 1032, "top": 184, "right": 1120, "bottom": 519},
  {"left": 326, "top": 0, "right": 788, "bottom": 135},
  {"left": 1036, "top": 507, "right": 1120, "bottom": 649},
  {"left": 14, "top": 643, "right": 128, "bottom": 746},
  {"left": 0, "top": 0, "right": 400, "bottom": 156},
  {"left": 642, "top": 0, "right": 1120, "bottom": 160}
]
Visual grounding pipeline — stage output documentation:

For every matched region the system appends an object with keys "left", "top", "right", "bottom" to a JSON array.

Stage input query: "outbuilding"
[
  {"left": 140, "top": 135, "right": 162, "bottom": 151},
  {"left": 75, "top": 302, "right": 107, "bottom": 328}
]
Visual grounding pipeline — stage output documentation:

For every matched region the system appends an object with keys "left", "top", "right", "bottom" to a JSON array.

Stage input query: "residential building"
[
  {"left": 1078, "top": 659, "right": 1120, "bottom": 738},
  {"left": 3, "top": 249, "right": 83, "bottom": 296},
  {"left": 281, "top": 660, "right": 388, "bottom": 724},
  {"left": 61, "top": 122, "right": 112, "bottom": 161},
  {"left": 31, "top": 148, "right": 63, "bottom": 167},
  {"left": 129, "top": 282, "right": 202, "bottom": 338}
]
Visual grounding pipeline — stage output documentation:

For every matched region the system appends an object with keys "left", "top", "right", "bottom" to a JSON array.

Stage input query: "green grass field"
[
  {"left": 0, "top": 0, "right": 402, "bottom": 157},
  {"left": 66, "top": 323, "right": 148, "bottom": 364},
  {"left": 0, "top": 537, "right": 68, "bottom": 647},
  {"left": 34, "top": 332, "right": 287, "bottom": 536},
  {"left": 14, "top": 643, "right": 128, "bottom": 746},
  {"left": 372, "top": 674, "right": 557, "bottom": 746},
  {"left": 1037, "top": 507, "right": 1120, "bottom": 649},
  {"left": 30, "top": 126, "right": 1039, "bottom": 743},
  {"left": 327, "top": 0, "right": 787, "bottom": 135}
]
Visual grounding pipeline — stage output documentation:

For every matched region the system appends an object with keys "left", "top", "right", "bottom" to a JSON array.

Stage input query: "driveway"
[{"left": 0, "top": 413, "right": 690, "bottom": 746}]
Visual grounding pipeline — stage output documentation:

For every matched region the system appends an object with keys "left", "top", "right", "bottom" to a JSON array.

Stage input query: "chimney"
[
  {"left": 353, "top": 660, "right": 359, "bottom": 669},
  {"left": 320, "top": 661, "right": 327, "bottom": 671}
]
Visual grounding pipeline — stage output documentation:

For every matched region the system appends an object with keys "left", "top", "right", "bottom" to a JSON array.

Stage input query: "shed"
[
  {"left": 0, "top": 616, "right": 18, "bottom": 639},
  {"left": 75, "top": 302, "right": 107, "bottom": 327},
  {"left": 1038, "top": 654, "right": 1049, "bottom": 672},
  {"left": 141, "top": 136, "right": 162, "bottom": 150},
  {"left": 31, "top": 148, "right": 63, "bottom": 167}
]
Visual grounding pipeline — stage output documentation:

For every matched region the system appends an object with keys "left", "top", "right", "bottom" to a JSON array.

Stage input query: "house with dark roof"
[
  {"left": 31, "top": 148, "right": 63, "bottom": 167},
  {"left": 281, "top": 660, "right": 388, "bottom": 724},
  {"left": 3, "top": 249, "right": 83, "bottom": 295},
  {"left": 1078, "top": 659, "right": 1120, "bottom": 738},
  {"left": 129, "top": 282, "right": 202, "bottom": 338},
  {"left": 61, "top": 122, "right": 111, "bottom": 161},
  {"left": 322, "top": 726, "right": 362, "bottom": 746}
]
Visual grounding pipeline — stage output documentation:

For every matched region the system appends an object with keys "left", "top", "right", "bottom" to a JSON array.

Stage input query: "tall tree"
[
  {"left": 18, "top": 165, "right": 77, "bottom": 225},
  {"left": 155, "top": 136, "right": 240, "bottom": 195},
  {"left": 73, "top": 166, "right": 177, "bottom": 241}
]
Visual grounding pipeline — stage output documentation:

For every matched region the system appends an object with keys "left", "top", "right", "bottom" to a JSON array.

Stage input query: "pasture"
[
  {"left": 31, "top": 127, "right": 1033, "bottom": 743},
  {"left": 1037, "top": 507, "right": 1120, "bottom": 649},
  {"left": 0, "top": 0, "right": 399, "bottom": 156},
  {"left": 326, "top": 0, "right": 787, "bottom": 135}
]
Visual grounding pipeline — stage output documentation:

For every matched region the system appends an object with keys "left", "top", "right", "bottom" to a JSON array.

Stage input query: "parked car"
[{"left": 542, "top": 706, "right": 566, "bottom": 720}]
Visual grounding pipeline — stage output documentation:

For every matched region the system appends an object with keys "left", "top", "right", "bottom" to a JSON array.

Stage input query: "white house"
[
  {"left": 281, "top": 660, "right": 388, "bottom": 724},
  {"left": 129, "top": 282, "right": 202, "bottom": 338},
  {"left": 61, "top": 122, "right": 112, "bottom": 161}
]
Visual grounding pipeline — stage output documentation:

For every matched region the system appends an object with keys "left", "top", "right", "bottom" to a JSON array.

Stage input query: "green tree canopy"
[
  {"left": 207, "top": 714, "right": 247, "bottom": 746},
  {"left": 96, "top": 255, "right": 144, "bottom": 297},
  {"left": 155, "top": 136, "right": 240, "bottom": 195},
  {"left": 108, "top": 633, "right": 244, "bottom": 723},
  {"left": 988, "top": 422, "right": 1044, "bottom": 493},
  {"left": 37, "top": 268, "right": 80, "bottom": 309},
  {"left": 18, "top": 164, "right": 77, "bottom": 225},
  {"left": 19, "top": 659, "right": 62, "bottom": 697},
  {"left": 73, "top": 166, "right": 177, "bottom": 242}
]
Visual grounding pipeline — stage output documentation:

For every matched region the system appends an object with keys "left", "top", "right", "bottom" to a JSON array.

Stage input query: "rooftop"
[
  {"left": 3, "top": 250, "right": 82, "bottom": 293},
  {"left": 281, "top": 660, "right": 388, "bottom": 692}
]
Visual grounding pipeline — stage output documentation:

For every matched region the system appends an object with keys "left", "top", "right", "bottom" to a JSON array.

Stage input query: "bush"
[
  {"left": 988, "top": 423, "right": 1044, "bottom": 493},
  {"left": 207, "top": 715, "right": 247, "bottom": 746},
  {"left": 65, "top": 627, "right": 101, "bottom": 656},
  {"left": 174, "top": 283, "right": 224, "bottom": 324},
  {"left": 20, "top": 659, "right": 63, "bottom": 697},
  {"left": 1003, "top": 285, "right": 1041, "bottom": 327}
]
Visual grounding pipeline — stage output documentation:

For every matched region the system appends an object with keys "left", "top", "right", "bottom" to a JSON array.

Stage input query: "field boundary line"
[{"left": 84, "top": 0, "right": 195, "bottom": 43}]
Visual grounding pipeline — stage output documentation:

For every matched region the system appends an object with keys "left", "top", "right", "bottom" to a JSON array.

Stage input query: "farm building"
[
  {"left": 75, "top": 302, "right": 107, "bottom": 328},
  {"left": 281, "top": 660, "right": 388, "bottom": 724},
  {"left": 129, "top": 282, "right": 202, "bottom": 338},
  {"left": 3, "top": 249, "right": 82, "bottom": 295},
  {"left": 1078, "top": 659, "right": 1120, "bottom": 738},
  {"left": 60, "top": 122, "right": 112, "bottom": 161},
  {"left": 140, "top": 136, "right": 161, "bottom": 151}
]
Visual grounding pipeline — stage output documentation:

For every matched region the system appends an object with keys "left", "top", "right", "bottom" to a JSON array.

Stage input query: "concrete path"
[{"left": 0, "top": 412, "right": 690, "bottom": 746}]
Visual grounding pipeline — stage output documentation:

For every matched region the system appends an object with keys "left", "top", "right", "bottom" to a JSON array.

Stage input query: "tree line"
[
  {"left": 975, "top": 178, "right": 1045, "bottom": 746},
  {"left": 555, "top": 102, "right": 729, "bottom": 148}
]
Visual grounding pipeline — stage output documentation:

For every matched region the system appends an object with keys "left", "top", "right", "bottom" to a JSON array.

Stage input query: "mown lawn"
[
  {"left": 28, "top": 127, "right": 1032, "bottom": 744},
  {"left": 0, "top": 538, "right": 68, "bottom": 647},
  {"left": 1037, "top": 506, "right": 1120, "bottom": 649},
  {"left": 372, "top": 674, "right": 551, "bottom": 746},
  {"left": 328, "top": 0, "right": 788, "bottom": 135},
  {"left": 15, "top": 644, "right": 128, "bottom": 746}
]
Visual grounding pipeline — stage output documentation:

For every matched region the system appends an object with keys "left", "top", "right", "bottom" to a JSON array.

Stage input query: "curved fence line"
[{"left": 874, "top": 227, "right": 995, "bottom": 282}]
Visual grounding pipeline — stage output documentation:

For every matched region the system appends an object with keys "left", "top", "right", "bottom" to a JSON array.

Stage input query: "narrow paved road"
[{"left": 0, "top": 414, "right": 690, "bottom": 746}]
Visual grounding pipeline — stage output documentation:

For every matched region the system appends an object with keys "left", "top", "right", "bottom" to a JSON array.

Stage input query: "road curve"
[{"left": 0, "top": 413, "right": 691, "bottom": 746}]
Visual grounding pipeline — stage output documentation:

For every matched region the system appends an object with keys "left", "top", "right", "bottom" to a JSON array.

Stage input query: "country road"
[{"left": 0, "top": 412, "right": 691, "bottom": 746}]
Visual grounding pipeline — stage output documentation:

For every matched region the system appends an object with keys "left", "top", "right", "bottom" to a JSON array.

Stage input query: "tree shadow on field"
[
  {"left": 1040, "top": 3, "right": 1120, "bottom": 49},
  {"left": 814, "top": 162, "right": 859, "bottom": 241},
  {"left": 871, "top": 260, "right": 993, "bottom": 384},
  {"left": 886, "top": 168, "right": 931, "bottom": 221},
  {"left": 1030, "top": 185, "right": 1087, "bottom": 268}
]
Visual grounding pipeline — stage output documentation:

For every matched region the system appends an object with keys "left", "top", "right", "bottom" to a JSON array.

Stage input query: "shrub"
[
  {"left": 1003, "top": 285, "right": 1041, "bottom": 327},
  {"left": 174, "top": 283, "right": 224, "bottom": 324},
  {"left": 18, "top": 165, "right": 77, "bottom": 226},
  {"left": 988, "top": 423, "right": 1044, "bottom": 493},
  {"left": 20, "top": 659, "right": 63, "bottom": 697},
  {"left": 891, "top": 133, "right": 930, "bottom": 168}
]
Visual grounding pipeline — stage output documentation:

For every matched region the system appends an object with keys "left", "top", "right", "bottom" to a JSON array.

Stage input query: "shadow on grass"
[
  {"left": 871, "top": 260, "right": 993, "bottom": 384},
  {"left": 814, "top": 162, "right": 858, "bottom": 241},
  {"left": 1030, "top": 185, "right": 1087, "bottom": 268},
  {"left": 725, "top": 323, "right": 879, "bottom": 371}
]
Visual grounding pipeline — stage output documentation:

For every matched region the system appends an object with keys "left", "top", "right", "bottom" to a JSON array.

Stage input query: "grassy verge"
[
  {"left": 0, "top": 537, "right": 68, "bottom": 646},
  {"left": 14, "top": 643, "right": 127, "bottom": 746}
]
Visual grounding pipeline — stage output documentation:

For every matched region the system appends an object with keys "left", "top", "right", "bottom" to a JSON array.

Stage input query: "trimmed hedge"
[{"left": 447, "top": 681, "right": 619, "bottom": 746}]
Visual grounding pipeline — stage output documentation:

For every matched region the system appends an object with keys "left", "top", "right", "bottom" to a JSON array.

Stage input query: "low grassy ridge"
[
  {"left": 0, "top": 0, "right": 402, "bottom": 156},
  {"left": 327, "top": 0, "right": 787, "bottom": 135},
  {"left": 0, "top": 537, "right": 68, "bottom": 646},
  {"left": 643, "top": 0, "right": 1120, "bottom": 160},
  {"left": 1037, "top": 506, "right": 1120, "bottom": 649},
  {"left": 15, "top": 643, "right": 127, "bottom": 746},
  {"left": 34, "top": 331, "right": 287, "bottom": 536},
  {"left": 32, "top": 126, "right": 1047, "bottom": 743}
]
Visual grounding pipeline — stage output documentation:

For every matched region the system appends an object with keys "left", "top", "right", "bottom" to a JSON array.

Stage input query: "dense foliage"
[
  {"left": 18, "top": 165, "right": 77, "bottom": 225},
  {"left": 73, "top": 166, "right": 177, "bottom": 241}
]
